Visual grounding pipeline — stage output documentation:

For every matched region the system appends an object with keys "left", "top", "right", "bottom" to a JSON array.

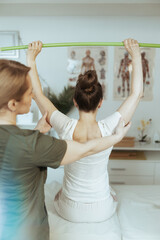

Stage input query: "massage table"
[{"left": 45, "top": 182, "right": 160, "bottom": 240}]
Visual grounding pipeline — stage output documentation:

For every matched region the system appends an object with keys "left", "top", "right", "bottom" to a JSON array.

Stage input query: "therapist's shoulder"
[{"left": 15, "top": 127, "right": 67, "bottom": 153}]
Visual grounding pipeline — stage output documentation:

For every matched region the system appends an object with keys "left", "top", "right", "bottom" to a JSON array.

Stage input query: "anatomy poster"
[
  {"left": 67, "top": 47, "right": 108, "bottom": 99},
  {"left": 113, "top": 47, "right": 155, "bottom": 101}
]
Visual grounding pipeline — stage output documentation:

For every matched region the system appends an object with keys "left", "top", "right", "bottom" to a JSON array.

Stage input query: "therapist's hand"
[{"left": 34, "top": 112, "right": 51, "bottom": 134}]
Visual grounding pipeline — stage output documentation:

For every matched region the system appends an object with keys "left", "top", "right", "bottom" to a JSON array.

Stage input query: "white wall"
[{"left": 0, "top": 15, "right": 160, "bottom": 139}]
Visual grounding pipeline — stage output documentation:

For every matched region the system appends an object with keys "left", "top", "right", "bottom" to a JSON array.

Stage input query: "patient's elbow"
[
  {"left": 139, "top": 91, "right": 144, "bottom": 99},
  {"left": 131, "top": 90, "right": 143, "bottom": 100}
]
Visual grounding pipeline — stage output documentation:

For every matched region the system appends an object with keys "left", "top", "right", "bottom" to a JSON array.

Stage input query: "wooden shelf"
[
  {"left": 113, "top": 142, "right": 160, "bottom": 151},
  {"left": 110, "top": 151, "right": 160, "bottom": 162}
]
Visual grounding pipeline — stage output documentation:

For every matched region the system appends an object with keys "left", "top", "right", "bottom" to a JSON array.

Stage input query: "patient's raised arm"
[
  {"left": 117, "top": 38, "right": 143, "bottom": 125},
  {"left": 26, "top": 41, "right": 57, "bottom": 123}
]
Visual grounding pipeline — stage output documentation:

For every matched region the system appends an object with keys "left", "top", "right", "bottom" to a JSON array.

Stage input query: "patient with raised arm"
[{"left": 26, "top": 38, "right": 143, "bottom": 224}]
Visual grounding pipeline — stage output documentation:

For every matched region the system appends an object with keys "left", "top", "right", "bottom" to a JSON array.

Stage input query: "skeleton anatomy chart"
[
  {"left": 113, "top": 47, "right": 155, "bottom": 101},
  {"left": 67, "top": 47, "right": 108, "bottom": 98}
]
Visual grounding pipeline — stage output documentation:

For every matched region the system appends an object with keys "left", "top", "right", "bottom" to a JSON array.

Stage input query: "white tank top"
[{"left": 50, "top": 110, "right": 121, "bottom": 203}]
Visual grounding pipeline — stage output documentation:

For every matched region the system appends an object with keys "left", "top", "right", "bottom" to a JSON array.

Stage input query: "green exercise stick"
[{"left": 0, "top": 42, "right": 160, "bottom": 51}]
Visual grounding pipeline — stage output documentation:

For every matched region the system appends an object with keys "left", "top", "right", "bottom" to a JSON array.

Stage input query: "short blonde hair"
[{"left": 0, "top": 59, "right": 30, "bottom": 109}]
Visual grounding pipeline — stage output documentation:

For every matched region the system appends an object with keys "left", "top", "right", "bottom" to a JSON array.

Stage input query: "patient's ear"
[
  {"left": 73, "top": 98, "right": 78, "bottom": 108},
  {"left": 98, "top": 99, "right": 103, "bottom": 109}
]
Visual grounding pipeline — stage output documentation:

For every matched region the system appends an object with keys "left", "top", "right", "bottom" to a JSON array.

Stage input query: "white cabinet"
[
  {"left": 108, "top": 161, "right": 154, "bottom": 176},
  {"left": 109, "top": 175, "right": 154, "bottom": 185},
  {"left": 109, "top": 144, "right": 160, "bottom": 185},
  {"left": 108, "top": 160, "right": 155, "bottom": 185}
]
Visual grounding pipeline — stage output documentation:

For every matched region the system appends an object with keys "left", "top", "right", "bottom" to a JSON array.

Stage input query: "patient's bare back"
[{"left": 73, "top": 121, "right": 102, "bottom": 143}]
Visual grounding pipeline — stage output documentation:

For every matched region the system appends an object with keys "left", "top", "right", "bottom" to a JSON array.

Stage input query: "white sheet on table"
[
  {"left": 45, "top": 181, "right": 121, "bottom": 240},
  {"left": 114, "top": 185, "right": 160, "bottom": 240},
  {"left": 45, "top": 182, "right": 160, "bottom": 240}
]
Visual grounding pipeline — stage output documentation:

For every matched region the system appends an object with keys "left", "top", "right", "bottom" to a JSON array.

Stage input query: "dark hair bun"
[
  {"left": 74, "top": 70, "right": 103, "bottom": 112},
  {"left": 77, "top": 70, "right": 98, "bottom": 94}
]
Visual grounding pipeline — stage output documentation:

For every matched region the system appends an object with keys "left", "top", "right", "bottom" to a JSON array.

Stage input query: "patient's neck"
[{"left": 78, "top": 110, "right": 97, "bottom": 124}]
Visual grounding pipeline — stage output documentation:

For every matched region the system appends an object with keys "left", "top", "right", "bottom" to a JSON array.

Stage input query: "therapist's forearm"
[
  {"left": 61, "top": 117, "right": 131, "bottom": 165},
  {"left": 61, "top": 134, "right": 121, "bottom": 166}
]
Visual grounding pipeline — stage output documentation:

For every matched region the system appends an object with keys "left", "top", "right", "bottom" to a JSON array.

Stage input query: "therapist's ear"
[{"left": 8, "top": 99, "right": 17, "bottom": 112}]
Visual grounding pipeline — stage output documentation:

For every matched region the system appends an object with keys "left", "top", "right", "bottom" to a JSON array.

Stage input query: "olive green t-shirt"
[{"left": 0, "top": 125, "right": 67, "bottom": 240}]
